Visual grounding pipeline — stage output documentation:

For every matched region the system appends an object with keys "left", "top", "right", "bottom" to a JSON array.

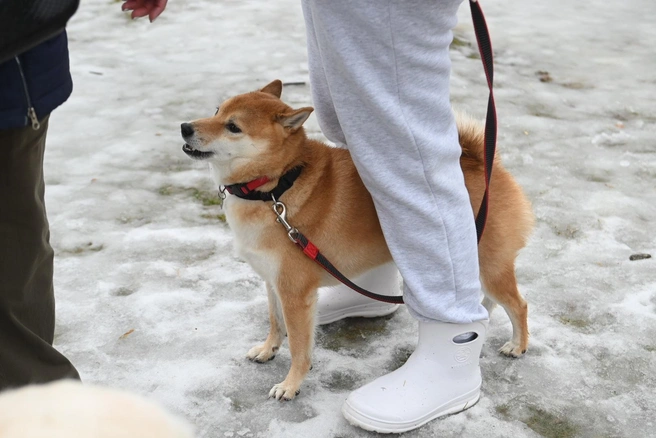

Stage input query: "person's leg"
[
  {"left": 302, "top": 0, "right": 486, "bottom": 324},
  {"left": 0, "top": 116, "right": 80, "bottom": 389},
  {"left": 302, "top": 0, "right": 488, "bottom": 432},
  {"left": 302, "top": 0, "right": 402, "bottom": 322},
  {"left": 300, "top": 0, "right": 347, "bottom": 149}
]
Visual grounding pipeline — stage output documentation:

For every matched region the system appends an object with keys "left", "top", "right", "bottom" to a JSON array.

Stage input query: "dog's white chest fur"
[{"left": 224, "top": 197, "right": 279, "bottom": 286}]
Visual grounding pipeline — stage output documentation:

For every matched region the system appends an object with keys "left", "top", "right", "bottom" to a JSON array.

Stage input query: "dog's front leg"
[
  {"left": 247, "top": 283, "right": 286, "bottom": 363},
  {"left": 269, "top": 276, "right": 318, "bottom": 401}
]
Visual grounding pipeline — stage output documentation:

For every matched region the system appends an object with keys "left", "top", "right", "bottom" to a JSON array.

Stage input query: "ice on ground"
[{"left": 44, "top": 0, "right": 655, "bottom": 437}]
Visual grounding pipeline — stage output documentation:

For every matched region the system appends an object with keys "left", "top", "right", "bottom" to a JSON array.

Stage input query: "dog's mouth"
[{"left": 182, "top": 143, "right": 215, "bottom": 160}]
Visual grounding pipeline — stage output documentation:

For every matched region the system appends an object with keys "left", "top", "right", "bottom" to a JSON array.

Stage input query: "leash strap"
[
  {"left": 293, "top": 231, "right": 405, "bottom": 304},
  {"left": 469, "top": 0, "right": 496, "bottom": 242},
  {"left": 286, "top": 0, "right": 496, "bottom": 304}
]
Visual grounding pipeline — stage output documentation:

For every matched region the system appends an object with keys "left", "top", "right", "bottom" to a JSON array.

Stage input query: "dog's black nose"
[{"left": 181, "top": 123, "right": 194, "bottom": 137}]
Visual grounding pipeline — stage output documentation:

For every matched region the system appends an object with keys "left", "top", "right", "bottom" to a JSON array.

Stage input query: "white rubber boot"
[
  {"left": 316, "top": 263, "right": 402, "bottom": 325},
  {"left": 342, "top": 319, "right": 488, "bottom": 434}
]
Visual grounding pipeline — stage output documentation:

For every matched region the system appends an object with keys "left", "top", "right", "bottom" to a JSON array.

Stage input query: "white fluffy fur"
[
  {"left": 223, "top": 196, "right": 280, "bottom": 286},
  {"left": 0, "top": 381, "right": 194, "bottom": 438}
]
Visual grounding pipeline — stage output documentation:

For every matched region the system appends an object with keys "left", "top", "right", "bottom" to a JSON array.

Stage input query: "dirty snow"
[{"left": 45, "top": 0, "right": 655, "bottom": 437}]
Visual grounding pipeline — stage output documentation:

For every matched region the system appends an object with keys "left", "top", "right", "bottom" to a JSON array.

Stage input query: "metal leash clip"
[{"left": 271, "top": 195, "right": 299, "bottom": 243}]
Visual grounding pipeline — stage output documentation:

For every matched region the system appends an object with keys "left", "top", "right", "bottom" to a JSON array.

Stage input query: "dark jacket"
[{"left": 0, "top": 32, "right": 72, "bottom": 130}]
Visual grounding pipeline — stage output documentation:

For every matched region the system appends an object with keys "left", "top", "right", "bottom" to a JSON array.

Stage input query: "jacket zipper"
[{"left": 15, "top": 57, "right": 41, "bottom": 130}]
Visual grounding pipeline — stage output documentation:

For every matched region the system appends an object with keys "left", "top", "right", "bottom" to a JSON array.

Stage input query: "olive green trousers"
[{"left": 0, "top": 116, "right": 79, "bottom": 389}]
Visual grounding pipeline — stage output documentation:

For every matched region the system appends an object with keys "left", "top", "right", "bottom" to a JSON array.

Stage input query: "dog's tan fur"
[{"left": 182, "top": 80, "right": 534, "bottom": 400}]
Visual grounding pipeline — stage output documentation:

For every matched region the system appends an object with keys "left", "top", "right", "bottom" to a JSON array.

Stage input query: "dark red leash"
[
  {"left": 281, "top": 0, "right": 496, "bottom": 304},
  {"left": 469, "top": 0, "right": 496, "bottom": 243},
  {"left": 294, "top": 231, "right": 405, "bottom": 304}
]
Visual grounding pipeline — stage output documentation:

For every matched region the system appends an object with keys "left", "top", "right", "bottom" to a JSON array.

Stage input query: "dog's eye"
[{"left": 226, "top": 122, "right": 242, "bottom": 134}]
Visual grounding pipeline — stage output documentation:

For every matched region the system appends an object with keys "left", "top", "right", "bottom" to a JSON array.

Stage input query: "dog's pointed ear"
[
  {"left": 277, "top": 107, "right": 314, "bottom": 132},
  {"left": 260, "top": 80, "right": 283, "bottom": 98}
]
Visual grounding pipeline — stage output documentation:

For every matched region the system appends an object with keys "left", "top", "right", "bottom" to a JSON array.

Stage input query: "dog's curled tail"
[{"left": 455, "top": 111, "right": 492, "bottom": 166}]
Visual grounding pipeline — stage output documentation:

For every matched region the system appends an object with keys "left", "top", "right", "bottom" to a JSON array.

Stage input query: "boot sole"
[
  {"left": 342, "top": 387, "right": 481, "bottom": 434},
  {"left": 317, "top": 303, "right": 400, "bottom": 325}
]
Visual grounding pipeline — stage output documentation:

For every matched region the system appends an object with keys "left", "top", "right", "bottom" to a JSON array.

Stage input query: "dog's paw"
[
  {"left": 247, "top": 344, "right": 278, "bottom": 363},
  {"left": 269, "top": 381, "right": 301, "bottom": 401},
  {"left": 499, "top": 341, "right": 527, "bottom": 358}
]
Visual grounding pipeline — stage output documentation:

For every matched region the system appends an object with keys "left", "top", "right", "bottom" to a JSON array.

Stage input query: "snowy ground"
[{"left": 46, "top": 0, "right": 655, "bottom": 437}]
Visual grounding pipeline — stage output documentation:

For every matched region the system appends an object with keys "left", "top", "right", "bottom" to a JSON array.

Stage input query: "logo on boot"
[{"left": 454, "top": 347, "right": 472, "bottom": 364}]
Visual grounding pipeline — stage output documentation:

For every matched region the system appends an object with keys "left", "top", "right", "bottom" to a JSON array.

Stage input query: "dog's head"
[{"left": 181, "top": 80, "right": 313, "bottom": 184}]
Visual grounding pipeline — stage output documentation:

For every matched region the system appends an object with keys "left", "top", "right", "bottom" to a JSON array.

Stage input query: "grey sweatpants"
[{"left": 301, "top": 0, "right": 488, "bottom": 323}]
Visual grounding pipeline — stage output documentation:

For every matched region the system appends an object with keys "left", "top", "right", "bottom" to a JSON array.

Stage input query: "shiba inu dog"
[{"left": 181, "top": 80, "right": 534, "bottom": 400}]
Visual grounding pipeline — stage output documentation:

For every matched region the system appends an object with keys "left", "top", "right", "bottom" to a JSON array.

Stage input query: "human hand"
[{"left": 121, "top": 0, "right": 169, "bottom": 22}]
